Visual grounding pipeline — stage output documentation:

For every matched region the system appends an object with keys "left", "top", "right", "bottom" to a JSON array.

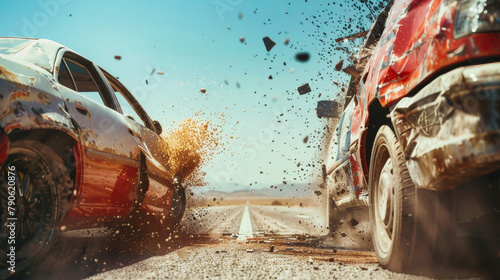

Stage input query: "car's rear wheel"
[
  {"left": 0, "top": 140, "right": 73, "bottom": 278},
  {"left": 369, "top": 125, "right": 455, "bottom": 274}
]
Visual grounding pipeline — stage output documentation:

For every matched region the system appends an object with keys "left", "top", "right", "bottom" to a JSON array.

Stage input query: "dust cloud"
[{"left": 162, "top": 117, "right": 221, "bottom": 186}]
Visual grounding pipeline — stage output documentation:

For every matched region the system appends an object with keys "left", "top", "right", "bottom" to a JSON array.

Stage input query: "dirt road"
[{"left": 17, "top": 205, "right": 493, "bottom": 279}]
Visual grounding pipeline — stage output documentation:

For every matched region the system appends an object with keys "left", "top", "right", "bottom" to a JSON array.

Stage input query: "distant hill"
[{"left": 191, "top": 182, "right": 318, "bottom": 199}]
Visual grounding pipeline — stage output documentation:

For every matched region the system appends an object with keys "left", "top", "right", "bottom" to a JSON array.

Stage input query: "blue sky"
[{"left": 0, "top": 0, "right": 382, "bottom": 190}]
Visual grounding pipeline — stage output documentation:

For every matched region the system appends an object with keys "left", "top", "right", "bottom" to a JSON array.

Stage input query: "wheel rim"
[
  {"left": 0, "top": 150, "right": 57, "bottom": 273},
  {"left": 373, "top": 146, "right": 395, "bottom": 256}
]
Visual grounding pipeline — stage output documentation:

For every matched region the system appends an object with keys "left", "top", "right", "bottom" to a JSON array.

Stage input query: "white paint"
[{"left": 237, "top": 205, "right": 253, "bottom": 240}]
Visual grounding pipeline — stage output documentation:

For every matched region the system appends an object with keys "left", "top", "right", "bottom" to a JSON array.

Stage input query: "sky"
[{"left": 0, "top": 0, "right": 384, "bottom": 191}]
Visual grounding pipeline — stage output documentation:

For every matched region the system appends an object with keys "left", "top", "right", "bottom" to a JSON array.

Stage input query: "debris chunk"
[
  {"left": 335, "top": 60, "right": 344, "bottom": 71},
  {"left": 329, "top": 257, "right": 335, "bottom": 262},
  {"left": 303, "top": 135, "right": 309, "bottom": 143},
  {"left": 200, "top": 88, "right": 207, "bottom": 94},
  {"left": 343, "top": 65, "right": 361, "bottom": 79},
  {"left": 295, "top": 52, "right": 310, "bottom": 62},
  {"left": 268, "top": 75, "right": 273, "bottom": 80},
  {"left": 246, "top": 249, "right": 254, "bottom": 253},
  {"left": 269, "top": 245, "right": 275, "bottom": 252},
  {"left": 263, "top": 36, "right": 276, "bottom": 52},
  {"left": 114, "top": 55, "right": 122, "bottom": 60},
  {"left": 297, "top": 83, "right": 311, "bottom": 95},
  {"left": 308, "top": 256, "right": 314, "bottom": 264},
  {"left": 157, "top": 71, "right": 164, "bottom": 75},
  {"left": 349, "top": 218, "right": 359, "bottom": 227},
  {"left": 240, "top": 36, "right": 245, "bottom": 43},
  {"left": 284, "top": 38, "right": 290, "bottom": 45}
]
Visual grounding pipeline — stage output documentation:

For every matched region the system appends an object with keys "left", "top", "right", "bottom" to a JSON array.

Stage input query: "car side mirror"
[
  {"left": 153, "top": 120, "right": 162, "bottom": 135},
  {"left": 316, "top": 100, "right": 342, "bottom": 118}
]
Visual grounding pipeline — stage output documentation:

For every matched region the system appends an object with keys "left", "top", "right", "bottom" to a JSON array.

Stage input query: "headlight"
[{"left": 454, "top": 0, "right": 500, "bottom": 38}]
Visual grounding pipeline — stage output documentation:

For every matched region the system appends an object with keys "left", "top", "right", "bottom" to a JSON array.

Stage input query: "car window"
[
  {"left": 58, "top": 59, "right": 75, "bottom": 90},
  {"left": 104, "top": 77, "right": 145, "bottom": 126},
  {"left": 114, "top": 89, "right": 145, "bottom": 126},
  {"left": 57, "top": 57, "right": 105, "bottom": 106}
]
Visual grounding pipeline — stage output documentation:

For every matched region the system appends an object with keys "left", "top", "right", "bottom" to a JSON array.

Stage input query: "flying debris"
[
  {"left": 297, "top": 83, "right": 311, "bottom": 95},
  {"left": 295, "top": 52, "right": 310, "bottom": 62},
  {"left": 335, "top": 60, "right": 344, "bottom": 71},
  {"left": 263, "top": 36, "right": 276, "bottom": 52}
]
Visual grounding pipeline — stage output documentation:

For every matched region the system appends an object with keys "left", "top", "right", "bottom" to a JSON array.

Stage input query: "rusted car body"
[
  {"left": 0, "top": 38, "right": 185, "bottom": 276},
  {"left": 319, "top": 0, "right": 500, "bottom": 274}
]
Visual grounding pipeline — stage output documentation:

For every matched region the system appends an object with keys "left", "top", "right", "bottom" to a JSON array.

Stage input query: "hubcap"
[{"left": 375, "top": 157, "right": 395, "bottom": 254}]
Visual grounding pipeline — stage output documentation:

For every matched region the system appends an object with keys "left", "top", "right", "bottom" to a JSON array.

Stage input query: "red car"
[
  {"left": 0, "top": 38, "right": 185, "bottom": 277},
  {"left": 318, "top": 0, "right": 500, "bottom": 273}
]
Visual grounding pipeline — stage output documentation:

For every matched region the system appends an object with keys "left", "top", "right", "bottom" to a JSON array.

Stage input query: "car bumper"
[
  {"left": 391, "top": 62, "right": 500, "bottom": 191},
  {"left": 0, "top": 128, "right": 8, "bottom": 168}
]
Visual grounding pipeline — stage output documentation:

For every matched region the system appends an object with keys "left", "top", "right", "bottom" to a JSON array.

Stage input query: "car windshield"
[{"left": 0, "top": 38, "right": 31, "bottom": 55}]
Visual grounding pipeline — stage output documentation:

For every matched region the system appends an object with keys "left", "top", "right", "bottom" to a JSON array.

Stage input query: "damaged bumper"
[
  {"left": 391, "top": 62, "right": 500, "bottom": 191},
  {"left": 0, "top": 128, "right": 8, "bottom": 167}
]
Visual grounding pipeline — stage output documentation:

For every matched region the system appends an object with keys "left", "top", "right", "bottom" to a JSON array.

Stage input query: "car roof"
[{"left": 0, "top": 37, "right": 67, "bottom": 73}]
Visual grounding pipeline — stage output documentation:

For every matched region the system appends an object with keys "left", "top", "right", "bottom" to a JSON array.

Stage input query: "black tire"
[
  {"left": 369, "top": 125, "right": 455, "bottom": 274},
  {"left": 125, "top": 177, "right": 186, "bottom": 241},
  {"left": 169, "top": 178, "right": 186, "bottom": 226},
  {"left": 0, "top": 140, "right": 73, "bottom": 278}
]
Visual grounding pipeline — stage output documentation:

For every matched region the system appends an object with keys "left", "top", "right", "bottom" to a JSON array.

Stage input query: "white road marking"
[{"left": 237, "top": 205, "right": 253, "bottom": 240}]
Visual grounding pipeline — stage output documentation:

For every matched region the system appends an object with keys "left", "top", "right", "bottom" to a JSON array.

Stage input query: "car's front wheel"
[
  {"left": 168, "top": 177, "right": 186, "bottom": 227},
  {"left": 369, "top": 125, "right": 455, "bottom": 274},
  {"left": 0, "top": 140, "right": 73, "bottom": 278}
]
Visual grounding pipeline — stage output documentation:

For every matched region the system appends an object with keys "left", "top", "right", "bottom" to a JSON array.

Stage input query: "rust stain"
[
  {"left": 8, "top": 91, "right": 30, "bottom": 104},
  {"left": 0, "top": 65, "right": 21, "bottom": 84},
  {"left": 37, "top": 92, "right": 51, "bottom": 105}
]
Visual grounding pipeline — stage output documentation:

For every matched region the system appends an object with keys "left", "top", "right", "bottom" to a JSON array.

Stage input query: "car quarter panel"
[{"left": 0, "top": 57, "right": 78, "bottom": 139}]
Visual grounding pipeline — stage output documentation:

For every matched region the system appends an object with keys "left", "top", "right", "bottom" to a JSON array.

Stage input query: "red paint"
[
  {"left": 0, "top": 130, "right": 8, "bottom": 167},
  {"left": 365, "top": 1, "right": 500, "bottom": 109},
  {"left": 66, "top": 145, "right": 139, "bottom": 218}
]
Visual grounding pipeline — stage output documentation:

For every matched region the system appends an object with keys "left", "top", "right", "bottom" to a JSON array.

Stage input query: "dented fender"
[{"left": 391, "top": 62, "right": 500, "bottom": 190}]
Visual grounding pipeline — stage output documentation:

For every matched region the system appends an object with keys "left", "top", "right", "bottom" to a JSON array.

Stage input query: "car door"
[
  {"left": 101, "top": 70, "right": 176, "bottom": 215},
  {"left": 55, "top": 50, "right": 141, "bottom": 217},
  {"left": 327, "top": 99, "right": 355, "bottom": 203}
]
